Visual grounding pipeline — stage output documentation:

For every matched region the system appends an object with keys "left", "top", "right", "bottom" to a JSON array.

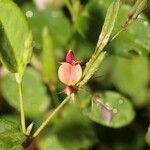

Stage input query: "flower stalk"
[{"left": 33, "top": 95, "right": 71, "bottom": 138}]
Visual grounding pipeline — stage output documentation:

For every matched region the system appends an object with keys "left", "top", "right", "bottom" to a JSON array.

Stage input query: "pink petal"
[{"left": 58, "top": 62, "right": 82, "bottom": 85}]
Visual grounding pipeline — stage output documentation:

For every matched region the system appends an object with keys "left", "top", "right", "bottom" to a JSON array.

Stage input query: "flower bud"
[
  {"left": 65, "top": 86, "right": 74, "bottom": 95},
  {"left": 65, "top": 50, "right": 75, "bottom": 64}
]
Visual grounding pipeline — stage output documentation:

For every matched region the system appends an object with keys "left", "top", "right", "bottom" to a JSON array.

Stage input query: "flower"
[
  {"left": 58, "top": 50, "right": 82, "bottom": 94},
  {"left": 33, "top": 0, "right": 50, "bottom": 11}
]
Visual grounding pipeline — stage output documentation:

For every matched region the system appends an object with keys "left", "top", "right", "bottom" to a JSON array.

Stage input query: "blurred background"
[{"left": 0, "top": 0, "right": 150, "bottom": 149}]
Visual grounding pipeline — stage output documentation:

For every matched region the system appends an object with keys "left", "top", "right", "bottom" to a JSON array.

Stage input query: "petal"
[
  {"left": 58, "top": 63, "right": 72, "bottom": 85},
  {"left": 69, "top": 64, "right": 82, "bottom": 85},
  {"left": 58, "top": 63, "right": 82, "bottom": 85}
]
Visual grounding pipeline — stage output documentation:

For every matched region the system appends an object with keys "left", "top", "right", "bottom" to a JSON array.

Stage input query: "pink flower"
[
  {"left": 58, "top": 50, "right": 82, "bottom": 94},
  {"left": 33, "top": 0, "right": 50, "bottom": 11}
]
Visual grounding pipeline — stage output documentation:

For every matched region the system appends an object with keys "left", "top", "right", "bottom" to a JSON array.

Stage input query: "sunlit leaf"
[{"left": 0, "top": 0, "right": 32, "bottom": 77}]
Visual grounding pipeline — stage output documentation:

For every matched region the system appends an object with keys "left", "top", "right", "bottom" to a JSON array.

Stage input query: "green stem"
[
  {"left": 110, "top": 28, "right": 125, "bottom": 42},
  {"left": 33, "top": 95, "right": 71, "bottom": 138},
  {"left": 18, "top": 82, "right": 26, "bottom": 133}
]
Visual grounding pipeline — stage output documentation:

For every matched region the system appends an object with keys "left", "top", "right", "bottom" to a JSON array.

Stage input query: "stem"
[
  {"left": 18, "top": 82, "right": 26, "bottom": 133},
  {"left": 110, "top": 28, "right": 125, "bottom": 42},
  {"left": 33, "top": 95, "right": 71, "bottom": 138}
]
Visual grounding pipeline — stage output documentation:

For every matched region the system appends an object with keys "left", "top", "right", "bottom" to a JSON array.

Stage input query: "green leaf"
[
  {"left": 0, "top": 115, "right": 20, "bottom": 127},
  {"left": 22, "top": 3, "right": 71, "bottom": 48},
  {"left": 0, "top": 118, "right": 25, "bottom": 149},
  {"left": 38, "top": 134, "right": 66, "bottom": 150},
  {"left": 78, "top": 51, "right": 106, "bottom": 87},
  {"left": 0, "top": 0, "right": 32, "bottom": 76},
  {"left": 78, "top": 0, "right": 120, "bottom": 87},
  {"left": 95, "top": 0, "right": 121, "bottom": 53},
  {"left": 2, "top": 67, "right": 50, "bottom": 118},
  {"left": 111, "top": 5, "right": 150, "bottom": 55},
  {"left": 52, "top": 105, "right": 98, "bottom": 150},
  {"left": 111, "top": 55, "right": 149, "bottom": 107},
  {"left": 75, "top": 1, "right": 104, "bottom": 42},
  {"left": 89, "top": 91, "right": 135, "bottom": 128},
  {"left": 76, "top": 0, "right": 150, "bottom": 55},
  {"left": 42, "top": 27, "right": 57, "bottom": 84}
]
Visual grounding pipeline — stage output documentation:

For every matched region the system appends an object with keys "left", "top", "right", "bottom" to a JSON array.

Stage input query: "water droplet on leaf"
[
  {"left": 113, "top": 108, "right": 118, "bottom": 114},
  {"left": 118, "top": 99, "right": 123, "bottom": 105},
  {"left": 26, "top": 10, "right": 33, "bottom": 18}
]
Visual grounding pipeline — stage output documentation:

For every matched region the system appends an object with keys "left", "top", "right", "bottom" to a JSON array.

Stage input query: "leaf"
[
  {"left": 95, "top": 0, "right": 121, "bottom": 54},
  {"left": 0, "top": 0, "right": 32, "bottom": 76},
  {"left": 78, "top": 0, "right": 120, "bottom": 87},
  {"left": 2, "top": 67, "right": 50, "bottom": 118},
  {"left": 111, "top": 4, "right": 150, "bottom": 55},
  {"left": 78, "top": 51, "right": 106, "bottom": 87},
  {"left": 38, "top": 134, "right": 66, "bottom": 150},
  {"left": 22, "top": 3, "right": 71, "bottom": 48},
  {"left": 0, "top": 118, "right": 25, "bottom": 149},
  {"left": 52, "top": 105, "right": 98, "bottom": 150},
  {"left": 111, "top": 55, "right": 149, "bottom": 107},
  {"left": 75, "top": 0, "right": 110, "bottom": 42},
  {"left": 76, "top": 0, "right": 150, "bottom": 55},
  {"left": 42, "top": 27, "right": 57, "bottom": 84},
  {"left": 89, "top": 91, "right": 135, "bottom": 128}
]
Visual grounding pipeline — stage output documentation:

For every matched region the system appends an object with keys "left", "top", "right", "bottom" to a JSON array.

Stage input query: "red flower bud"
[
  {"left": 65, "top": 50, "right": 75, "bottom": 64},
  {"left": 65, "top": 86, "right": 74, "bottom": 95}
]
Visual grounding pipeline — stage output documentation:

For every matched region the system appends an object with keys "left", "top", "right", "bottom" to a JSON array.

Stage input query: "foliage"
[{"left": 0, "top": 0, "right": 149, "bottom": 149}]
